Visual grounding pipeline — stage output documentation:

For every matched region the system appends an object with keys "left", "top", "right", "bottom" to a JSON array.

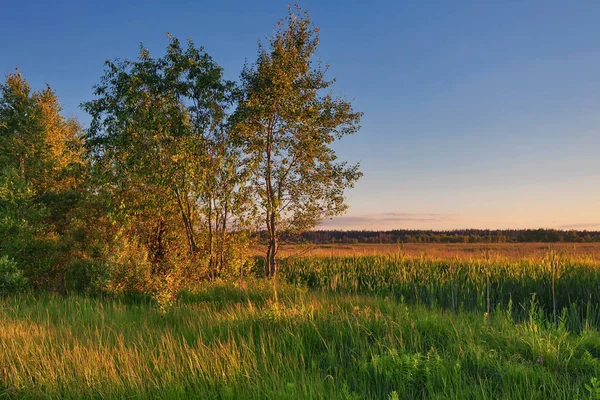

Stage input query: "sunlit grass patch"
[{"left": 2, "top": 278, "right": 600, "bottom": 399}]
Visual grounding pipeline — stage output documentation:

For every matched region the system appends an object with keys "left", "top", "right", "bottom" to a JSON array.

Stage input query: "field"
[
  {"left": 3, "top": 244, "right": 600, "bottom": 399},
  {"left": 275, "top": 242, "right": 600, "bottom": 259}
]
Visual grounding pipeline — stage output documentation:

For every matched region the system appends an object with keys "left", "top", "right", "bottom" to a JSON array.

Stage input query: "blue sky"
[{"left": 2, "top": 0, "right": 599, "bottom": 230}]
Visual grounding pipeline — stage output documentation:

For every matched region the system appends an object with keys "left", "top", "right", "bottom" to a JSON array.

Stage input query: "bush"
[
  {"left": 151, "top": 271, "right": 183, "bottom": 313},
  {"left": 0, "top": 256, "right": 27, "bottom": 295},
  {"left": 219, "top": 232, "right": 254, "bottom": 281},
  {"left": 65, "top": 259, "right": 109, "bottom": 293},
  {"left": 105, "top": 234, "right": 153, "bottom": 295}
]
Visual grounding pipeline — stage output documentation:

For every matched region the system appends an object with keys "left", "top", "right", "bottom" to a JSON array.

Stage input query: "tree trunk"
[
  {"left": 268, "top": 236, "right": 278, "bottom": 277},
  {"left": 266, "top": 212, "right": 278, "bottom": 278},
  {"left": 264, "top": 119, "right": 278, "bottom": 278},
  {"left": 174, "top": 188, "right": 198, "bottom": 258},
  {"left": 149, "top": 218, "right": 167, "bottom": 272},
  {"left": 219, "top": 203, "right": 228, "bottom": 272},
  {"left": 207, "top": 198, "right": 215, "bottom": 281}
]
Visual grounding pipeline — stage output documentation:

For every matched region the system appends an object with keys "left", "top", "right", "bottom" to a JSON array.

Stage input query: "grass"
[
  {"left": 272, "top": 242, "right": 600, "bottom": 259},
  {"left": 279, "top": 253, "right": 600, "bottom": 331},
  {"left": 3, "top": 251, "right": 600, "bottom": 398}
]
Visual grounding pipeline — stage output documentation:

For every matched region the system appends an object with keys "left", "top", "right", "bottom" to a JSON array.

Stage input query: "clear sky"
[{"left": 2, "top": 1, "right": 599, "bottom": 230}]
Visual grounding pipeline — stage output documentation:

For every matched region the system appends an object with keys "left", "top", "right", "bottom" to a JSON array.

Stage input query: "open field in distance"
[{"left": 271, "top": 242, "right": 600, "bottom": 260}]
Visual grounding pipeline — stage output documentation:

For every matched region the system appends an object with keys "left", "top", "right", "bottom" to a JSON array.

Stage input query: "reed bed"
[{"left": 280, "top": 253, "right": 600, "bottom": 330}]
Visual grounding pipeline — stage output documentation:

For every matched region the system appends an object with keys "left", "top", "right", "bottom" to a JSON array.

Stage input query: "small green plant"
[
  {"left": 152, "top": 272, "right": 183, "bottom": 314},
  {"left": 585, "top": 377, "right": 600, "bottom": 399}
]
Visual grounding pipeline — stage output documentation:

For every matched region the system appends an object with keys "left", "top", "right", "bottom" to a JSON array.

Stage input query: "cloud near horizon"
[
  {"left": 319, "top": 212, "right": 459, "bottom": 229},
  {"left": 556, "top": 223, "right": 600, "bottom": 230},
  {"left": 318, "top": 214, "right": 600, "bottom": 231}
]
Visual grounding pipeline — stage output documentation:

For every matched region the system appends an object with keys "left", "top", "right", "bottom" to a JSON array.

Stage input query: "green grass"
[
  {"left": 3, "top": 277, "right": 600, "bottom": 399},
  {"left": 279, "top": 254, "right": 600, "bottom": 331}
]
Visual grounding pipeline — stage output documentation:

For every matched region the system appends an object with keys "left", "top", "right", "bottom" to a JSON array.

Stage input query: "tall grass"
[
  {"left": 280, "top": 253, "right": 600, "bottom": 330},
  {"left": 2, "top": 281, "right": 600, "bottom": 399},
  {"left": 3, "top": 252, "right": 600, "bottom": 398}
]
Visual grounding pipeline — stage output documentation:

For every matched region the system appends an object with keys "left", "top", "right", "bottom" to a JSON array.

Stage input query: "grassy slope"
[{"left": 2, "top": 281, "right": 600, "bottom": 399}]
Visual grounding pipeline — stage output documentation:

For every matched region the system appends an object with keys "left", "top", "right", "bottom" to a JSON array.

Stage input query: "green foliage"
[
  {"left": 0, "top": 165, "right": 66, "bottom": 291},
  {"left": 0, "top": 256, "right": 26, "bottom": 295},
  {"left": 0, "top": 71, "right": 45, "bottom": 178},
  {"left": 0, "top": 71, "right": 87, "bottom": 291},
  {"left": 104, "top": 234, "right": 153, "bottom": 295},
  {"left": 64, "top": 259, "right": 109, "bottom": 294},
  {"left": 151, "top": 271, "right": 183, "bottom": 314},
  {"left": 214, "top": 231, "right": 254, "bottom": 281},
  {"left": 82, "top": 35, "right": 252, "bottom": 280},
  {"left": 0, "top": 167, "right": 49, "bottom": 256},
  {"left": 233, "top": 5, "right": 362, "bottom": 275},
  {"left": 3, "top": 7, "right": 364, "bottom": 292},
  {"left": 585, "top": 377, "right": 600, "bottom": 399}
]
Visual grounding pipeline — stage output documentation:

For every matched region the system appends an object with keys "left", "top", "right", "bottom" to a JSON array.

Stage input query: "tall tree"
[
  {"left": 83, "top": 37, "right": 248, "bottom": 276},
  {"left": 0, "top": 71, "right": 86, "bottom": 288},
  {"left": 233, "top": 6, "right": 363, "bottom": 276},
  {"left": 0, "top": 72, "right": 45, "bottom": 183},
  {"left": 0, "top": 72, "right": 84, "bottom": 196},
  {"left": 197, "top": 125, "right": 253, "bottom": 279}
]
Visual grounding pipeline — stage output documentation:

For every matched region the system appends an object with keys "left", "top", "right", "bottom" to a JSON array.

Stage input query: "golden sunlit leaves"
[{"left": 233, "top": 5, "right": 362, "bottom": 276}]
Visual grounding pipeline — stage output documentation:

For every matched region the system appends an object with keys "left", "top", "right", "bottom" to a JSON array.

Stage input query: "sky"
[{"left": 1, "top": 0, "right": 599, "bottom": 230}]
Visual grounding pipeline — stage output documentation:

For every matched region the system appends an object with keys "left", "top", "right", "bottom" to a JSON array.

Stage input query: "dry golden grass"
[{"left": 263, "top": 242, "right": 600, "bottom": 261}]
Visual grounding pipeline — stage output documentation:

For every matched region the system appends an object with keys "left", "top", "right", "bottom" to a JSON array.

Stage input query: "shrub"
[
  {"left": 219, "top": 232, "right": 254, "bottom": 281},
  {"left": 64, "top": 259, "right": 109, "bottom": 293},
  {"left": 151, "top": 271, "right": 183, "bottom": 313},
  {"left": 105, "top": 234, "right": 153, "bottom": 295},
  {"left": 0, "top": 256, "right": 27, "bottom": 295}
]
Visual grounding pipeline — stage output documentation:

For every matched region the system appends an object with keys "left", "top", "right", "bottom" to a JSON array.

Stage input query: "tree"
[
  {"left": 0, "top": 72, "right": 46, "bottom": 184},
  {"left": 0, "top": 71, "right": 86, "bottom": 289},
  {"left": 83, "top": 36, "right": 250, "bottom": 278},
  {"left": 233, "top": 6, "right": 363, "bottom": 276},
  {"left": 197, "top": 125, "right": 254, "bottom": 279}
]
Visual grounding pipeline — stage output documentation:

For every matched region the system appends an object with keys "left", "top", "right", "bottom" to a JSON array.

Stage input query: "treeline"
[
  {"left": 0, "top": 6, "right": 360, "bottom": 302},
  {"left": 294, "top": 229, "right": 600, "bottom": 244}
]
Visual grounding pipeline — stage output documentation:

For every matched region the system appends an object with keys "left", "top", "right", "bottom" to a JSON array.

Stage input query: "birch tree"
[{"left": 233, "top": 6, "right": 362, "bottom": 276}]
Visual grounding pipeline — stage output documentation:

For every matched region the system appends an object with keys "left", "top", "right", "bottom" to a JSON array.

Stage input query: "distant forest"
[{"left": 280, "top": 229, "right": 600, "bottom": 244}]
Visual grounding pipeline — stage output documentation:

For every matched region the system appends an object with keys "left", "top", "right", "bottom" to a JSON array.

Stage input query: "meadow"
[
  {"left": 275, "top": 242, "right": 600, "bottom": 259},
  {"left": 3, "top": 244, "right": 600, "bottom": 399}
]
